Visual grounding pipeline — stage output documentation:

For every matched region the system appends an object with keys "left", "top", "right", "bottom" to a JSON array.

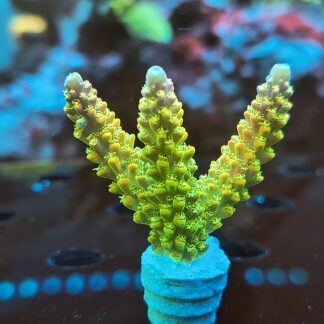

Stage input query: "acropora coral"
[{"left": 63, "top": 64, "right": 293, "bottom": 262}]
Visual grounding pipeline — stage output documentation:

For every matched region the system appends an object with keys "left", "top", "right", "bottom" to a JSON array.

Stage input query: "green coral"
[
  {"left": 63, "top": 64, "right": 293, "bottom": 263},
  {"left": 108, "top": 0, "right": 173, "bottom": 43}
]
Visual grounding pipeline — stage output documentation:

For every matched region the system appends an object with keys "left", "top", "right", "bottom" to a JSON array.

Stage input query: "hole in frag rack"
[
  {"left": 48, "top": 248, "right": 105, "bottom": 268},
  {"left": 31, "top": 174, "right": 72, "bottom": 192},
  {"left": 220, "top": 240, "right": 268, "bottom": 260},
  {"left": 279, "top": 164, "right": 320, "bottom": 179},
  {"left": 0, "top": 211, "right": 14, "bottom": 222},
  {"left": 39, "top": 174, "right": 71, "bottom": 182},
  {"left": 246, "top": 195, "right": 294, "bottom": 212}
]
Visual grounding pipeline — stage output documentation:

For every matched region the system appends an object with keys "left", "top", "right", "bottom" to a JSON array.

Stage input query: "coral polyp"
[{"left": 63, "top": 64, "right": 293, "bottom": 262}]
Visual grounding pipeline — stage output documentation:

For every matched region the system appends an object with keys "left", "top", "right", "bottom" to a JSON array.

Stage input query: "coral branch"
[
  {"left": 199, "top": 64, "right": 293, "bottom": 233},
  {"left": 63, "top": 72, "right": 140, "bottom": 209},
  {"left": 136, "top": 66, "right": 208, "bottom": 261}
]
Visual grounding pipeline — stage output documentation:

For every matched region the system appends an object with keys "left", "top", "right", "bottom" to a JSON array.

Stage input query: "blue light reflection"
[
  {"left": 66, "top": 273, "right": 85, "bottom": 295},
  {"left": 288, "top": 267, "right": 309, "bottom": 285},
  {"left": 244, "top": 267, "right": 265, "bottom": 286},
  {"left": 42, "top": 276, "right": 62, "bottom": 295},
  {"left": 0, "top": 269, "right": 160, "bottom": 302},
  {"left": 0, "top": 281, "right": 15, "bottom": 301},
  {"left": 31, "top": 179, "right": 51, "bottom": 192},
  {"left": 133, "top": 271, "right": 143, "bottom": 290},
  {"left": 112, "top": 270, "right": 130, "bottom": 289},
  {"left": 88, "top": 272, "right": 108, "bottom": 292},
  {"left": 19, "top": 278, "right": 39, "bottom": 298},
  {"left": 266, "top": 268, "right": 287, "bottom": 286}
]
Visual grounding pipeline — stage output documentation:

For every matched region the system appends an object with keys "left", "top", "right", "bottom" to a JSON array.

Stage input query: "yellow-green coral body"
[
  {"left": 64, "top": 73, "right": 140, "bottom": 211},
  {"left": 63, "top": 64, "right": 293, "bottom": 263},
  {"left": 136, "top": 67, "right": 207, "bottom": 261},
  {"left": 199, "top": 64, "right": 293, "bottom": 233}
]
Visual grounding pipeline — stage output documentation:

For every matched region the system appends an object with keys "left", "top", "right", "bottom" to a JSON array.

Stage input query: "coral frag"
[{"left": 64, "top": 64, "right": 293, "bottom": 262}]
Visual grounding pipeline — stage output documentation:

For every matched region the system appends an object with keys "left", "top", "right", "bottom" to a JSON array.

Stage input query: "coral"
[
  {"left": 0, "top": 0, "right": 17, "bottom": 71},
  {"left": 171, "top": 2, "right": 324, "bottom": 111},
  {"left": 108, "top": 0, "right": 173, "bottom": 43},
  {"left": 63, "top": 64, "right": 293, "bottom": 262},
  {"left": 198, "top": 64, "right": 293, "bottom": 233}
]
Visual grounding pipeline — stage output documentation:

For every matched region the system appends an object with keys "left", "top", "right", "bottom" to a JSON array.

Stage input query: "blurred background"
[
  {"left": 0, "top": 0, "right": 324, "bottom": 323},
  {"left": 0, "top": 0, "right": 323, "bottom": 161}
]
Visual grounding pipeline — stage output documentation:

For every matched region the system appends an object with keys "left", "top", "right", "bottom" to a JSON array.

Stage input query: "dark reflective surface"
[{"left": 0, "top": 154, "right": 323, "bottom": 324}]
